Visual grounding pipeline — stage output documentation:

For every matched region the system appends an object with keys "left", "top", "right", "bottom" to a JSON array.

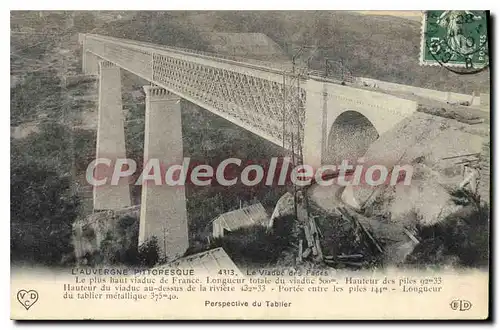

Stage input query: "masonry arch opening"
[{"left": 325, "top": 110, "right": 379, "bottom": 165}]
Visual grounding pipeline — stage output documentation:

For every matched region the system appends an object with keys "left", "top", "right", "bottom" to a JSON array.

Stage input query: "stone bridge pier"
[
  {"left": 82, "top": 50, "right": 100, "bottom": 76},
  {"left": 138, "top": 86, "right": 189, "bottom": 260},
  {"left": 93, "top": 60, "right": 131, "bottom": 210},
  {"left": 91, "top": 58, "right": 188, "bottom": 260}
]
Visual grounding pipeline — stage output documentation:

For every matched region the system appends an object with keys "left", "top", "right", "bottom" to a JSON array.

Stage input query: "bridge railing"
[
  {"left": 82, "top": 33, "right": 307, "bottom": 150},
  {"left": 84, "top": 33, "right": 297, "bottom": 74},
  {"left": 84, "top": 34, "right": 154, "bottom": 80}
]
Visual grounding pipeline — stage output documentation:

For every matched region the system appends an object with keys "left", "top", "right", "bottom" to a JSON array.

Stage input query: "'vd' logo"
[{"left": 17, "top": 290, "right": 39, "bottom": 310}]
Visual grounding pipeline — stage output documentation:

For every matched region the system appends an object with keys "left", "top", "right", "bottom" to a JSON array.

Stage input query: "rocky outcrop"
[
  {"left": 72, "top": 205, "right": 140, "bottom": 260},
  {"left": 348, "top": 112, "right": 484, "bottom": 223}
]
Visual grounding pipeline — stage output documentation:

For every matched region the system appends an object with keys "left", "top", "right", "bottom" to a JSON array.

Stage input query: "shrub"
[
  {"left": 138, "top": 236, "right": 160, "bottom": 267},
  {"left": 82, "top": 226, "right": 96, "bottom": 241},
  {"left": 406, "top": 198, "right": 489, "bottom": 268},
  {"left": 10, "top": 161, "right": 79, "bottom": 265},
  {"left": 92, "top": 214, "right": 141, "bottom": 266},
  {"left": 210, "top": 225, "right": 289, "bottom": 266}
]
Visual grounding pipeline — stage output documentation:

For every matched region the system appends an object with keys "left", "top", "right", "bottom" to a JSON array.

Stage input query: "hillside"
[
  {"left": 10, "top": 11, "right": 490, "bottom": 268},
  {"left": 93, "top": 11, "right": 489, "bottom": 94}
]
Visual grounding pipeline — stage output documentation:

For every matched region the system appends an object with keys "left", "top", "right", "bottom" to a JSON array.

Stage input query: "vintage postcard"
[{"left": 10, "top": 10, "right": 490, "bottom": 320}]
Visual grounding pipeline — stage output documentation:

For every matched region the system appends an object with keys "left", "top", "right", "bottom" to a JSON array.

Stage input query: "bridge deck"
[{"left": 83, "top": 33, "right": 309, "bottom": 149}]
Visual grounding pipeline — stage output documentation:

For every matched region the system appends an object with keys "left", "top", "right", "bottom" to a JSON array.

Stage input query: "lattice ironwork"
[{"left": 83, "top": 34, "right": 306, "bottom": 149}]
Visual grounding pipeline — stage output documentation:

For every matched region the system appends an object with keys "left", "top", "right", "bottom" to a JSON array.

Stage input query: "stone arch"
[{"left": 324, "top": 110, "right": 379, "bottom": 164}]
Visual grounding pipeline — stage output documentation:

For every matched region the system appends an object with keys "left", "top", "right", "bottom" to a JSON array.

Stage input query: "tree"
[{"left": 11, "top": 161, "right": 79, "bottom": 265}]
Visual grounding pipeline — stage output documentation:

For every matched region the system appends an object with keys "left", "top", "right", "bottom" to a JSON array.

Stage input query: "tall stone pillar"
[
  {"left": 302, "top": 79, "right": 328, "bottom": 170},
  {"left": 139, "top": 86, "right": 189, "bottom": 261},
  {"left": 82, "top": 50, "right": 99, "bottom": 75},
  {"left": 93, "top": 61, "right": 131, "bottom": 210}
]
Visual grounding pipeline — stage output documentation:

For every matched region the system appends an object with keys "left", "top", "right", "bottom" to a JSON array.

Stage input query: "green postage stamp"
[{"left": 420, "top": 10, "right": 489, "bottom": 68}]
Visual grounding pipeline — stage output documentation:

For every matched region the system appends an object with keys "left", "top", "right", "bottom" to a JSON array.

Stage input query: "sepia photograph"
[{"left": 10, "top": 9, "right": 491, "bottom": 320}]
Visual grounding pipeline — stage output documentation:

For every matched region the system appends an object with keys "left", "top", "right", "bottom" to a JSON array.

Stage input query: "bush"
[
  {"left": 10, "top": 70, "right": 62, "bottom": 125},
  {"left": 10, "top": 161, "right": 79, "bottom": 265},
  {"left": 210, "top": 225, "right": 289, "bottom": 266},
  {"left": 138, "top": 236, "right": 160, "bottom": 267},
  {"left": 271, "top": 214, "right": 295, "bottom": 242},
  {"left": 82, "top": 226, "right": 96, "bottom": 241},
  {"left": 90, "top": 214, "right": 142, "bottom": 266},
  {"left": 406, "top": 198, "right": 489, "bottom": 268}
]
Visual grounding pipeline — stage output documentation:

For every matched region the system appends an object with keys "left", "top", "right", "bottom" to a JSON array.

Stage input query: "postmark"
[{"left": 420, "top": 10, "right": 489, "bottom": 70}]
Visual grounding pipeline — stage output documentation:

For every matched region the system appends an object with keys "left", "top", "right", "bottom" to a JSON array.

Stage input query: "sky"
[{"left": 355, "top": 10, "right": 423, "bottom": 21}]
